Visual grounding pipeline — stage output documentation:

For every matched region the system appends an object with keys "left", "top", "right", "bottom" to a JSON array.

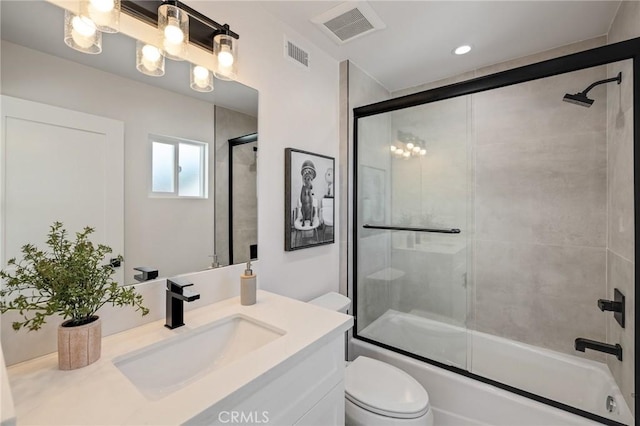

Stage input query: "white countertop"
[{"left": 6, "top": 291, "right": 353, "bottom": 425}]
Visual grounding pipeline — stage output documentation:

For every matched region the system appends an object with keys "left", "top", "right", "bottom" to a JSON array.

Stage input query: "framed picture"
[{"left": 285, "top": 148, "right": 335, "bottom": 251}]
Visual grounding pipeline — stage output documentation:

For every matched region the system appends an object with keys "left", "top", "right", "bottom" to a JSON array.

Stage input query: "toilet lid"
[{"left": 345, "top": 356, "right": 430, "bottom": 419}]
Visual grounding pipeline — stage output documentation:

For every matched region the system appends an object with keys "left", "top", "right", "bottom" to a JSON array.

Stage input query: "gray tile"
[
  {"left": 475, "top": 37, "right": 606, "bottom": 78},
  {"left": 473, "top": 66, "right": 607, "bottom": 147},
  {"left": 606, "top": 251, "right": 635, "bottom": 415},
  {"left": 607, "top": 60, "right": 634, "bottom": 121},
  {"left": 475, "top": 240, "right": 606, "bottom": 360},
  {"left": 608, "top": 1, "right": 640, "bottom": 45},
  {"left": 607, "top": 63, "right": 635, "bottom": 262},
  {"left": 392, "top": 71, "right": 476, "bottom": 98},
  {"left": 339, "top": 60, "right": 349, "bottom": 296},
  {"left": 476, "top": 132, "right": 606, "bottom": 247}
]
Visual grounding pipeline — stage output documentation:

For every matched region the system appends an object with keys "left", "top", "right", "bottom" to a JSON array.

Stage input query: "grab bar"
[{"left": 363, "top": 224, "right": 461, "bottom": 234}]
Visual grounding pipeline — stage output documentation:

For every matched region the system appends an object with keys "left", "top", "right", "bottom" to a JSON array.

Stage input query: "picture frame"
[{"left": 285, "top": 148, "right": 335, "bottom": 251}]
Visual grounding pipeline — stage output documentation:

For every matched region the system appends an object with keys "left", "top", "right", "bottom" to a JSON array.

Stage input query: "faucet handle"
[
  {"left": 597, "top": 299, "right": 619, "bottom": 311},
  {"left": 167, "top": 277, "right": 194, "bottom": 293}
]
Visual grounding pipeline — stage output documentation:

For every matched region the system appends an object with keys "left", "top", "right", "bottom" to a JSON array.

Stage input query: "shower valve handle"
[
  {"left": 597, "top": 299, "right": 622, "bottom": 312},
  {"left": 597, "top": 289, "right": 625, "bottom": 328}
]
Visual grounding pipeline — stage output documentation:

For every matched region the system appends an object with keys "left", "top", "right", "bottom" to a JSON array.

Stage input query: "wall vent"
[
  {"left": 284, "top": 38, "right": 310, "bottom": 69},
  {"left": 312, "top": 2, "right": 385, "bottom": 45}
]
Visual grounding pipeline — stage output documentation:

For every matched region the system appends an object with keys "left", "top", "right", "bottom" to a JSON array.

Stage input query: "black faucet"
[
  {"left": 165, "top": 277, "right": 200, "bottom": 329},
  {"left": 575, "top": 338, "right": 622, "bottom": 361}
]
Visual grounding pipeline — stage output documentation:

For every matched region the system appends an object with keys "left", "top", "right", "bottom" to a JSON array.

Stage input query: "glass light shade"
[
  {"left": 136, "top": 41, "right": 165, "bottom": 77},
  {"left": 64, "top": 10, "right": 102, "bottom": 54},
  {"left": 213, "top": 33, "right": 237, "bottom": 81},
  {"left": 80, "top": 0, "right": 120, "bottom": 33},
  {"left": 158, "top": 3, "right": 188, "bottom": 61},
  {"left": 406, "top": 142, "right": 414, "bottom": 150},
  {"left": 390, "top": 145, "right": 397, "bottom": 152},
  {"left": 190, "top": 64, "right": 214, "bottom": 92},
  {"left": 413, "top": 146, "right": 421, "bottom": 153}
]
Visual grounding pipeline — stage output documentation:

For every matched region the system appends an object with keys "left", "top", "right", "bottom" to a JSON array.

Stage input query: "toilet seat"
[{"left": 345, "top": 356, "right": 430, "bottom": 419}]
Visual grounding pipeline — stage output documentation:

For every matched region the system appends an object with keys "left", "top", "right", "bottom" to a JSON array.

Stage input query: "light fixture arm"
[{"left": 121, "top": 1, "right": 239, "bottom": 42}]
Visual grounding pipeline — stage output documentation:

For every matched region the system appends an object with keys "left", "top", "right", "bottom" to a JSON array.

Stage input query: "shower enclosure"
[
  {"left": 353, "top": 38, "right": 639, "bottom": 425},
  {"left": 228, "top": 133, "right": 258, "bottom": 265}
]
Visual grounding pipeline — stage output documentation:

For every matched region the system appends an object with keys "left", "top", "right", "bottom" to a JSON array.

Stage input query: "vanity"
[{"left": 5, "top": 291, "right": 353, "bottom": 425}]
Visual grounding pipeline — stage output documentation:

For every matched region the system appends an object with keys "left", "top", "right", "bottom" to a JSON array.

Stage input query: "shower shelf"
[{"left": 363, "top": 224, "right": 461, "bottom": 234}]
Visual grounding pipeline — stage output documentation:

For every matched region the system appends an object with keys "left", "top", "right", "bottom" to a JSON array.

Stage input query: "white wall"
[
  {"left": 190, "top": 1, "right": 341, "bottom": 301},
  {"left": 1, "top": 41, "right": 217, "bottom": 285},
  {"left": 1, "top": 2, "right": 340, "bottom": 365}
]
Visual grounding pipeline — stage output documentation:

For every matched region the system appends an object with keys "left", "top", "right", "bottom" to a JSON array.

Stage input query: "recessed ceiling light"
[{"left": 453, "top": 45, "right": 472, "bottom": 55}]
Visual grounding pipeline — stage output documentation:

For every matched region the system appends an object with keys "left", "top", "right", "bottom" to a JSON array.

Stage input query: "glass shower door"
[{"left": 355, "top": 95, "right": 471, "bottom": 369}]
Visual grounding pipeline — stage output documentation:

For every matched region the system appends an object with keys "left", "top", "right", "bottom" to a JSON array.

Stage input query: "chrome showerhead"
[
  {"left": 563, "top": 92, "right": 594, "bottom": 107},
  {"left": 562, "top": 72, "right": 622, "bottom": 108}
]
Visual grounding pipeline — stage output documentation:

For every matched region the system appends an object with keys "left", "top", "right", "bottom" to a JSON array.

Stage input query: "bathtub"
[{"left": 356, "top": 310, "right": 633, "bottom": 425}]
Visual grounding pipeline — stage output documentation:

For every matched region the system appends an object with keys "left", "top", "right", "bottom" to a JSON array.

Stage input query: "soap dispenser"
[{"left": 241, "top": 261, "right": 256, "bottom": 306}]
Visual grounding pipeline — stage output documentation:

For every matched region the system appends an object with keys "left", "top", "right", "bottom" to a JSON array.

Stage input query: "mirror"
[{"left": 0, "top": 1, "right": 258, "bottom": 284}]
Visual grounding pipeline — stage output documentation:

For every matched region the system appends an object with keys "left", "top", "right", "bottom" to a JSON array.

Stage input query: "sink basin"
[{"left": 113, "top": 314, "right": 285, "bottom": 400}]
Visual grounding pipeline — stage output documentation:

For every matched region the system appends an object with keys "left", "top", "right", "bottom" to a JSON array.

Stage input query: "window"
[{"left": 150, "top": 135, "right": 208, "bottom": 198}]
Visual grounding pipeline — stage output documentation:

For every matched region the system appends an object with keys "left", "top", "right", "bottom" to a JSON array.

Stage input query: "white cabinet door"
[
  {"left": 294, "top": 382, "right": 345, "bottom": 426},
  {"left": 1, "top": 95, "right": 124, "bottom": 284}
]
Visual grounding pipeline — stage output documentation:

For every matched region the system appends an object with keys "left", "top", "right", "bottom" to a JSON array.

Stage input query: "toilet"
[{"left": 309, "top": 293, "right": 434, "bottom": 426}]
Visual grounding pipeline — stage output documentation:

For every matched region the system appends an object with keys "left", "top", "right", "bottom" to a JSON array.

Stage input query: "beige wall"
[{"left": 606, "top": 0, "right": 639, "bottom": 415}]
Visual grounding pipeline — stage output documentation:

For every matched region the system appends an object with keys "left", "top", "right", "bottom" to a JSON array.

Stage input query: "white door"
[{"left": 1, "top": 95, "right": 125, "bottom": 284}]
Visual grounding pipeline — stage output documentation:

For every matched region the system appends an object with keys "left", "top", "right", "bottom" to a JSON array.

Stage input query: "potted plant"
[{"left": 0, "top": 222, "right": 149, "bottom": 370}]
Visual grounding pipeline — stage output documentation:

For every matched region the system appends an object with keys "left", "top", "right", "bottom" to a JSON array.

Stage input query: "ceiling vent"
[
  {"left": 284, "top": 37, "right": 310, "bottom": 69},
  {"left": 312, "top": 2, "right": 385, "bottom": 45}
]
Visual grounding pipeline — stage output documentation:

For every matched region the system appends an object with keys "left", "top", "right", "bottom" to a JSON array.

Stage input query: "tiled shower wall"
[
  {"left": 394, "top": 37, "right": 611, "bottom": 361},
  {"left": 606, "top": 0, "right": 639, "bottom": 415},
  {"left": 472, "top": 64, "right": 608, "bottom": 360},
  {"left": 389, "top": 3, "right": 638, "bottom": 408},
  {"left": 214, "top": 106, "right": 258, "bottom": 266}
]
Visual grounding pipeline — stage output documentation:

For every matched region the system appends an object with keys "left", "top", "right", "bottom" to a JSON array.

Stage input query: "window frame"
[{"left": 149, "top": 134, "right": 209, "bottom": 199}]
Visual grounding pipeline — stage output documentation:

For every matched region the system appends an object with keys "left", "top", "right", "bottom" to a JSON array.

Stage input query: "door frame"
[{"left": 0, "top": 95, "right": 125, "bottom": 283}]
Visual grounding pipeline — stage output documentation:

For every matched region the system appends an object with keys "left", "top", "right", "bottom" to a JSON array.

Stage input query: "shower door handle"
[{"left": 363, "top": 224, "right": 461, "bottom": 234}]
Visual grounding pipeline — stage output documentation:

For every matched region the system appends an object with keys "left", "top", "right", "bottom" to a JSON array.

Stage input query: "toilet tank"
[{"left": 308, "top": 292, "right": 351, "bottom": 313}]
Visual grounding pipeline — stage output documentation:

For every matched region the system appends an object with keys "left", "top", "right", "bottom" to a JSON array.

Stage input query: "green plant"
[{"left": 0, "top": 222, "right": 149, "bottom": 331}]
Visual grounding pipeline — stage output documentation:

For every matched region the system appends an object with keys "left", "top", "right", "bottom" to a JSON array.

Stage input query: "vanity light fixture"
[
  {"left": 158, "top": 2, "right": 188, "bottom": 61},
  {"left": 213, "top": 25, "right": 237, "bottom": 81},
  {"left": 62, "top": 1, "right": 240, "bottom": 88},
  {"left": 64, "top": 10, "right": 102, "bottom": 54},
  {"left": 190, "top": 64, "right": 214, "bottom": 92},
  {"left": 136, "top": 41, "right": 165, "bottom": 76},
  {"left": 80, "top": 0, "right": 120, "bottom": 33}
]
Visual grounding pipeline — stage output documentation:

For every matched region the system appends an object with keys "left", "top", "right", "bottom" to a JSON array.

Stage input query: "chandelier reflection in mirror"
[
  {"left": 63, "top": 0, "right": 239, "bottom": 92},
  {"left": 390, "top": 131, "right": 426, "bottom": 159}
]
